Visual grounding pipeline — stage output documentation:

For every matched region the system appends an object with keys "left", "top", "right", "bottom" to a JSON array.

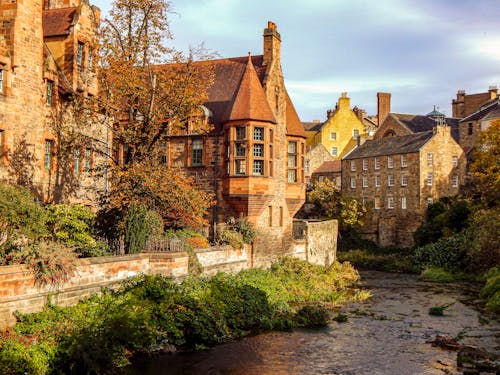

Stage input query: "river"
[{"left": 126, "top": 271, "right": 499, "bottom": 374}]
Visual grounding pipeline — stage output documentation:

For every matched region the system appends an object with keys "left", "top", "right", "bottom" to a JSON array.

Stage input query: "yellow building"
[{"left": 305, "top": 93, "right": 367, "bottom": 160}]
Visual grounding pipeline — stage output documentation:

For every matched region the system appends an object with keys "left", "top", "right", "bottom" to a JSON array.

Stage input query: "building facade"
[
  {"left": 0, "top": 0, "right": 106, "bottom": 203},
  {"left": 342, "top": 125, "right": 466, "bottom": 247},
  {"left": 160, "top": 22, "right": 307, "bottom": 266},
  {"left": 452, "top": 86, "right": 498, "bottom": 118}
]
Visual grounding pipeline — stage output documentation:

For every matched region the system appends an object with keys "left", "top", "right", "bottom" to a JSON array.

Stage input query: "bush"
[
  {"left": 419, "top": 268, "right": 455, "bottom": 283},
  {"left": 480, "top": 268, "right": 500, "bottom": 313},
  {"left": 232, "top": 219, "right": 256, "bottom": 244},
  {"left": 218, "top": 230, "right": 244, "bottom": 249},
  {"left": 338, "top": 249, "right": 414, "bottom": 273},
  {"left": 411, "top": 232, "right": 467, "bottom": 272},
  {"left": 295, "top": 304, "right": 329, "bottom": 327},
  {"left": 185, "top": 236, "right": 209, "bottom": 249}
]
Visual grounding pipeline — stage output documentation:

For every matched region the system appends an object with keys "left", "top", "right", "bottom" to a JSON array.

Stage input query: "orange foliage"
[{"left": 185, "top": 236, "right": 210, "bottom": 249}]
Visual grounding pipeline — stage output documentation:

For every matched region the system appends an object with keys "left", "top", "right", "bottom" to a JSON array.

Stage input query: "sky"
[{"left": 93, "top": 0, "right": 500, "bottom": 122}]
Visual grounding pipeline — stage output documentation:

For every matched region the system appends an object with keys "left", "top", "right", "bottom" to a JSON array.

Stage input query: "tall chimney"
[
  {"left": 377, "top": 92, "right": 391, "bottom": 126},
  {"left": 263, "top": 21, "right": 281, "bottom": 66}
]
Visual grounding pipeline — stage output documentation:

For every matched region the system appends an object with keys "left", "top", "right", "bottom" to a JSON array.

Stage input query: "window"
[
  {"left": 253, "top": 144, "right": 264, "bottom": 157},
  {"left": 330, "top": 132, "right": 337, "bottom": 140},
  {"left": 350, "top": 160, "right": 356, "bottom": 171},
  {"left": 427, "top": 172, "right": 433, "bottom": 186},
  {"left": 235, "top": 159, "right": 246, "bottom": 175},
  {"left": 362, "top": 159, "right": 368, "bottom": 171},
  {"left": 253, "top": 160, "right": 264, "bottom": 176},
  {"left": 305, "top": 160, "right": 310, "bottom": 173},
  {"left": 387, "top": 156, "right": 394, "bottom": 168},
  {"left": 279, "top": 206, "right": 284, "bottom": 227},
  {"left": 401, "top": 172, "right": 408, "bottom": 186},
  {"left": 362, "top": 175, "right": 368, "bottom": 188},
  {"left": 468, "top": 122, "right": 473, "bottom": 135},
  {"left": 427, "top": 153, "right": 433, "bottom": 167},
  {"left": 77, "top": 42, "right": 84, "bottom": 66},
  {"left": 350, "top": 177, "right": 356, "bottom": 189},
  {"left": 268, "top": 206, "right": 273, "bottom": 227},
  {"left": 452, "top": 174, "right": 459, "bottom": 187},
  {"left": 236, "top": 143, "right": 246, "bottom": 157},
  {"left": 388, "top": 174, "right": 394, "bottom": 186},
  {"left": 236, "top": 127, "right": 246, "bottom": 140},
  {"left": 427, "top": 197, "right": 434, "bottom": 205},
  {"left": 374, "top": 197, "right": 381, "bottom": 210},
  {"left": 287, "top": 141, "right": 297, "bottom": 182},
  {"left": 401, "top": 197, "right": 407, "bottom": 210},
  {"left": 387, "top": 197, "right": 394, "bottom": 209},
  {"left": 375, "top": 175, "right": 381, "bottom": 187},
  {"left": 318, "top": 176, "right": 324, "bottom": 183},
  {"left": 0, "top": 68, "right": 4, "bottom": 93},
  {"left": 192, "top": 139, "right": 203, "bottom": 166},
  {"left": 0, "top": 129, "right": 4, "bottom": 156},
  {"left": 353, "top": 129, "right": 359, "bottom": 140},
  {"left": 374, "top": 157, "right": 380, "bottom": 170},
  {"left": 44, "top": 140, "right": 53, "bottom": 169},
  {"left": 331, "top": 147, "right": 338, "bottom": 157},
  {"left": 452, "top": 155, "right": 458, "bottom": 168},
  {"left": 74, "top": 149, "right": 80, "bottom": 173},
  {"left": 401, "top": 154, "right": 407, "bottom": 168},
  {"left": 46, "top": 81, "right": 53, "bottom": 106},
  {"left": 84, "top": 149, "right": 92, "bottom": 173},
  {"left": 253, "top": 127, "right": 264, "bottom": 141}
]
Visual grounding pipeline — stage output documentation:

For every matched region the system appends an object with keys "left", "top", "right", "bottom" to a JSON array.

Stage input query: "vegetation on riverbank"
[{"left": 0, "top": 258, "right": 367, "bottom": 374}]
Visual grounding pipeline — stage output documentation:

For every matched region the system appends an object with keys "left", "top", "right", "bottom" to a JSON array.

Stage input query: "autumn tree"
[
  {"left": 97, "top": 0, "right": 215, "bottom": 232},
  {"left": 468, "top": 119, "right": 500, "bottom": 207},
  {"left": 308, "top": 179, "right": 367, "bottom": 231}
]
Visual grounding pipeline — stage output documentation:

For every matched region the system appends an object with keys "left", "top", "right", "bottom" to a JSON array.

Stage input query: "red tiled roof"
[
  {"left": 285, "top": 91, "right": 306, "bottom": 137},
  {"left": 43, "top": 7, "right": 76, "bottom": 37},
  {"left": 227, "top": 55, "right": 276, "bottom": 123},
  {"left": 313, "top": 160, "right": 342, "bottom": 174}
]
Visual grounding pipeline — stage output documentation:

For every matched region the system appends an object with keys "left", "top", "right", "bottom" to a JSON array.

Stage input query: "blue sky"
[{"left": 93, "top": 0, "right": 500, "bottom": 121}]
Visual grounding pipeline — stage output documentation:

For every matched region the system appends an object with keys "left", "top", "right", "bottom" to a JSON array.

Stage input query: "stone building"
[
  {"left": 458, "top": 98, "right": 500, "bottom": 153},
  {"left": 374, "top": 93, "right": 460, "bottom": 141},
  {"left": 0, "top": 0, "right": 106, "bottom": 203},
  {"left": 305, "top": 93, "right": 368, "bottom": 159},
  {"left": 452, "top": 86, "right": 498, "bottom": 118},
  {"left": 161, "top": 22, "right": 307, "bottom": 266},
  {"left": 342, "top": 124, "right": 466, "bottom": 247},
  {"left": 304, "top": 143, "right": 334, "bottom": 184},
  {"left": 310, "top": 160, "right": 341, "bottom": 188}
]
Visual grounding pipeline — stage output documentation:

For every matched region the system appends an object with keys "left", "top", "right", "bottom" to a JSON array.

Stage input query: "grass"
[
  {"left": 419, "top": 268, "right": 455, "bottom": 283},
  {"left": 338, "top": 249, "right": 415, "bottom": 273},
  {"left": 429, "top": 302, "right": 454, "bottom": 316}
]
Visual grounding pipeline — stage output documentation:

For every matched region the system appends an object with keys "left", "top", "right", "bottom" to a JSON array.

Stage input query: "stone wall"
[{"left": 293, "top": 219, "right": 338, "bottom": 267}]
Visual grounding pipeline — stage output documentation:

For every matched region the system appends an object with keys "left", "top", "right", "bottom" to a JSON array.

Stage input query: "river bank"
[{"left": 125, "top": 271, "right": 500, "bottom": 375}]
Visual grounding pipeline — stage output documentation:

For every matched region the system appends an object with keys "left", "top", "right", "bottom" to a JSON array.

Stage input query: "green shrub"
[
  {"left": 338, "top": 249, "right": 414, "bottom": 273},
  {"left": 232, "top": 219, "right": 256, "bottom": 244},
  {"left": 295, "top": 304, "right": 329, "bottom": 327},
  {"left": 419, "top": 268, "right": 455, "bottom": 283},
  {"left": 124, "top": 205, "right": 151, "bottom": 254},
  {"left": 218, "top": 230, "right": 244, "bottom": 249},
  {"left": 0, "top": 339, "right": 55, "bottom": 375},
  {"left": 480, "top": 267, "right": 500, "bottom": 313},
  {"left": 429, "top": 302, "right": 454, "bottom": 316},
  {"left": 411, "top": 232, "right": 467, "bottom": 272}
]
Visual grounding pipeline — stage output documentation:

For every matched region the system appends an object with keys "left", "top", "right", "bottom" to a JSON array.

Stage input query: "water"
[{"left": 127, "top": 271, "right": 499, "bottom": 374}]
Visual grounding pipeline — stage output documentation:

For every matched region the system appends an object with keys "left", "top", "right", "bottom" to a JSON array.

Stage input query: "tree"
[
  {"left": 308, "top": 179, "right": 366, "bottom": 231},
  {"left": 98, "top": 0, "right": 215, "bottom": 231},
  {"left": 468, "top": 119, "right": 500, "bottom": 207}
]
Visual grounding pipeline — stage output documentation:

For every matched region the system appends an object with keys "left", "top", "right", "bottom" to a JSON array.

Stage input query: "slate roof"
[
  {"left": 312, "top": 160, "right": 341, "bottom": 174},
  {"left": 285, "top": 90, "right": 306, "bottom": 137},
  {"left": 302, "top": 121, "right": 323, "bottom": 132},
  {"left": 343, "top": 131, "right": 434, "bottom": 160},
  {"left": 389, "top": 113, "right": 460, "bottom": 142},
  {"left": 42, "top": 7, "right": 76, "bottom": 37},
  {"left": 227, "top": 55, "right": 276, "bottom": 124},
  {"left": 460, "top": 99, "right": 500, "bottom": 122}
]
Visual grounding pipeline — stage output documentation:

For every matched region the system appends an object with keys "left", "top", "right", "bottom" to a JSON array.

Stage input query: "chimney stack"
[
  {"left": 489, "top": 85, "right": 498, "bottom": 100},
  {"left": 377, "top": 92, "right": 391, "bottom": 126},
  {"left": 263, "top": 21, "right": 281, "bottom": 66}
]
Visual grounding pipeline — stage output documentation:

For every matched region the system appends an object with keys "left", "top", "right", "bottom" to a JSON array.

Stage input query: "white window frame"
[
  {"left": 387, "top": 156, "right": 394, "bottom": 168},
  {"left": 362, "top": 175, "right": 368, "bottom": 188},
  {"left": 375, "top": 175, "right": 381, "bottom": 187},
  {"left": 331, "top": 147, "right": 338, "bottom": 157},
  {"left": 387, "top": 197, "right": 394, "bottom": 209},
  {"left": 401, "top": 154, "right": 407, "bottom": 168},
  {"left": 353, "top": 129, "right": 359, "bottom": 140},
  {"left": 452, "top": 174, "right": 459, "bottom": 187},
  {"left": 427, "top": 153, "right": 433, "bottom": 167},
  {"left": 350, "top": 177, "right": 356, "bottom": 189},
  {"left": 374, "top": 197, "right": 381, "bottom": 210},
  {"left": 388, "top": 174, "right": 394, "bottom": 187},
  {"left": 452, "top": 155, "right": 458, "bottom": 168},
  {"left": 330, "top": 132, "right": 336, "bottom": 140},
  {"left": 427, "top": 172, "right": 433, "bottom": 186},
  {"left": 350, "top": 160, "right": 356, "bottom": 171},
  {"left": 0, "top": 68, "right": 4, "bottom": 93},
  {"left": 362, "top": 159, "right": 368, "bottom": 171},
  {"left": 374, "top": 157, "right": 380, "bottom": 170},
  {"left": 401, "top": 197, "right": 407, "bottom": 210},
  {"left": 401, "top": 173, "right": 407, "bottom": 186}
]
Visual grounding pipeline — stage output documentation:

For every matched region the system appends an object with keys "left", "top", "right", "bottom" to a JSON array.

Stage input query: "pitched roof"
[
  {"left": 312, "top": 160, "right": 341, "bottom": 174},
  {"left": 460, "top": 99, "right": 500, "bottom": 122},
  {"left": 302, "top": 121, "right": 323, "bottom": 132},
  {"left": 42, "top": 7, "right": 76, "bottom": 37},
  {"left": 285, "top": 90, "right": 306, "bottom": 137},
  {"left": 390, "top": 113, "right": 459, "bottom": 141},
  {"left": 343, "top": 131, "right": 434, "bottom": 160},
  {"left": 227, "top": 55, "right": 276, "bottom": 124}
]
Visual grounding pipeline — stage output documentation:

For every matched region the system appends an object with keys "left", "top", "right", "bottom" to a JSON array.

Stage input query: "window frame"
[
  {"left": 452, "top": 174, "right": 459, "bottom": 188},
  {"left": 362, "top": 159, "right": 368, "bottom": 171},
  {"left": 44, "top": 140, "right": 54, "bottom": 170},
  {"left": 401, "top": 172, "right": 408, "bottom": 186},
  {"left": 387, "top": 156, "right": 394, "bottom": 168},
  {"left": 191, "top": 138, "right": 203, "bottom": 166},
  {"left": 427, "top": 153, "right": 433, "bottom": 167},
  {"left": 77, "top": 42, "right": 84, "bottom": 67},
  {"left": 287, "top": 141, "right": 298, "bottom": 182},
  {"left": 331, "top": 147, "right": 338, "bottom": 157},
  {"left": 350, "top": 177, "right": 356, "bottom": 189},
  {"left": 329, "top": 132, "right": 337, "bottom": 140},
  {"left": 46, "top": 80, "right": 54, "bottom": 106},
  {"left": 388, "top": 174, "right": 394, "bottom": 187},
  {"left": 353, "top": 129, "right": 359, "bottom": 140},
  {"left": 0, "top": 67, "right": 4, "bottom": 93},
  {"left": 362, "top": 175, "right": 368, "bottom": 188},
  {"left": 387, "top": 196, "right": 394, "bottom": 209},
  {"left": 401, "top": 196, "right": 407, "bottom": 210},
  {"left": 427, "top": 172, "right": 433, "bottom": 186},
  {"left": 401, "top": 154, "right": 407, "bottom": 168},
  {"left": 350, "top": 160, "right": 356, "bottom": 172},
  {"left": 374, "top": 157, "right": 380, "bottom": 170}
]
